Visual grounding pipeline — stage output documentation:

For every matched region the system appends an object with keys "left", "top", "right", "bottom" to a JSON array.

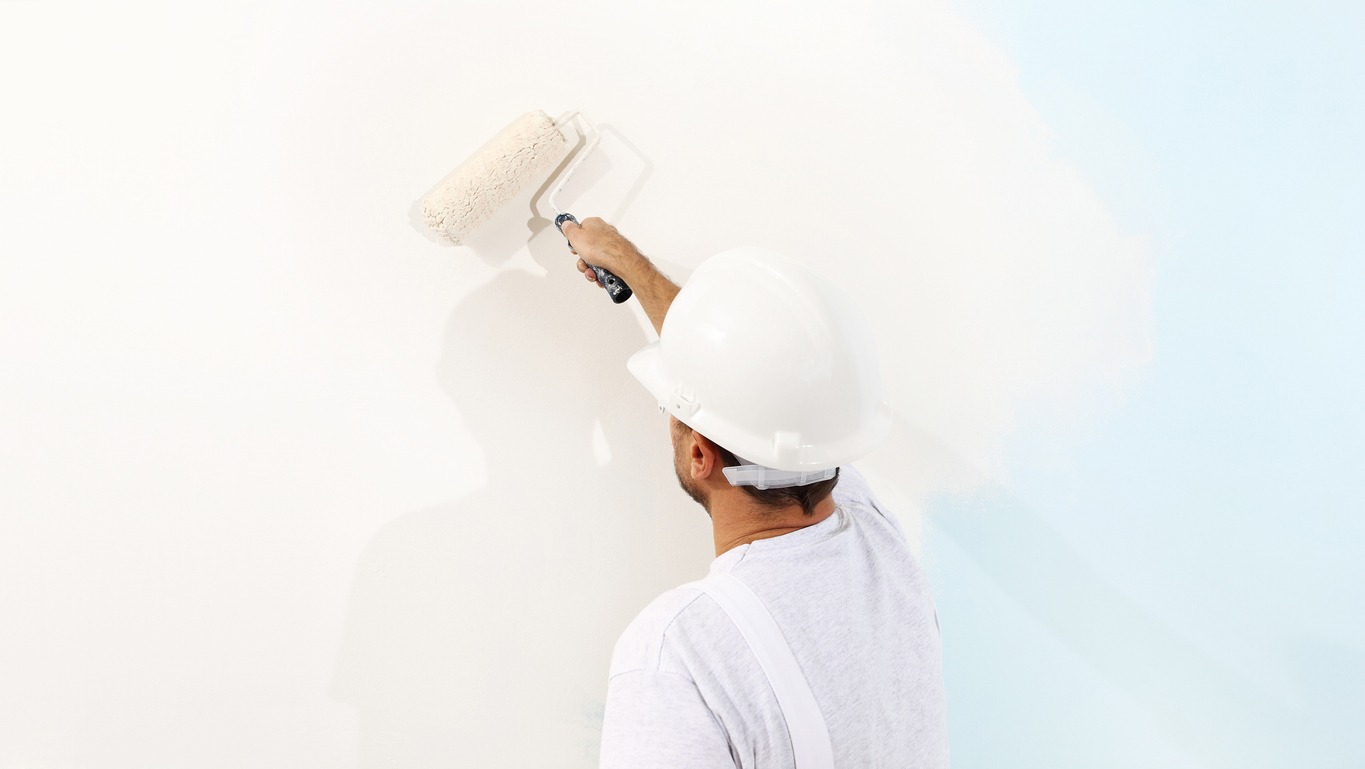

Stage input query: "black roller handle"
[{"left": 555, "top": 213, "right": 632, "bottom": 304}]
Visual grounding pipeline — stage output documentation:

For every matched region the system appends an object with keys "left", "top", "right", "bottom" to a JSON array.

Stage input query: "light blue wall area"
[{"left": 929, "top": 1, "right": 1365, "bottom": 766}]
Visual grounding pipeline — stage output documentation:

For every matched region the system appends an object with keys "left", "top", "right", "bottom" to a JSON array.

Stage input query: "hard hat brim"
[
  {"left": 627, "top": 338, "right": 894, "bottom": 472},
  {"left": 626, "top": 340, "right": 672, "bottom": 415}
]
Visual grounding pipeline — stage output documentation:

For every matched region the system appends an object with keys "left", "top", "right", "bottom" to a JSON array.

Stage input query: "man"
[{"left": 562, "top": 217, "right": 949, "bottom": 768}]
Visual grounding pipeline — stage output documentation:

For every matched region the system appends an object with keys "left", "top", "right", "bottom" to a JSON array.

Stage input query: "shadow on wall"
[{"left": 327, "top": 230, "right": 708, "bottom": 767}]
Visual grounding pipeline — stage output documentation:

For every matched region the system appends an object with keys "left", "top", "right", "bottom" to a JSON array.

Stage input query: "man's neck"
[{"left": 711, "top": 493, "right": 838, "bottom": 556}]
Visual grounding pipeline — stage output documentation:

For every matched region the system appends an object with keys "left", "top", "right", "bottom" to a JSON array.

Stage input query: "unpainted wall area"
[{"left": 0, "top": 0, "right": 1147, "bottom": 766}]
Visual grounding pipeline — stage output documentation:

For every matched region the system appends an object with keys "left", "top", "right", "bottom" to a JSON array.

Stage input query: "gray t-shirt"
[{"left": 599, "top": 465, "right": 949, "bottom": 768}]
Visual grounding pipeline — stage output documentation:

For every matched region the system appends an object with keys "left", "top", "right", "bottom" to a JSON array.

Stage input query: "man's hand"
[
  {"left": 560, "top": 217, "right": 644, "bottom": 289},
  {"left": 559, "top": 216, "right": 681, "bottom": 336}
]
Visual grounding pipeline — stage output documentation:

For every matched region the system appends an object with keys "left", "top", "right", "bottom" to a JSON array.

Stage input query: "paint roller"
[{"left": 421, "top": 110, "right": 632, "bottom": 304}]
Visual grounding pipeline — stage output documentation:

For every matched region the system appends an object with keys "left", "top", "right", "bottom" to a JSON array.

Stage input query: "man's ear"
[{"left": 690, "top": 431, "right": 722, "bottom": 481}]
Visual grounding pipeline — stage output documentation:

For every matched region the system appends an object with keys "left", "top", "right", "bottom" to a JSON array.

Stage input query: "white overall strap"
[{"left": 687, "top": 572, "right": 835, "bottom": 769}]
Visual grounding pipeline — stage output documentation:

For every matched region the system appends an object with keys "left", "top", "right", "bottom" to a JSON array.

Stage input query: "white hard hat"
[{"left": 627, "top": 247, "right": 892, "bottom": 487}]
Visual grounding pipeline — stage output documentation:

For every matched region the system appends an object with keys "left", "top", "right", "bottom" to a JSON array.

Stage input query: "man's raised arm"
[{"left": 561, "top": 217, "right": 680, "bottom": 336}]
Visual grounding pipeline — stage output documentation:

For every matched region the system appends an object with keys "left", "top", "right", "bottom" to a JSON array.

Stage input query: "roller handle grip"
[{"left": 556, "top": 213, "right": 632, "bottom": 304}]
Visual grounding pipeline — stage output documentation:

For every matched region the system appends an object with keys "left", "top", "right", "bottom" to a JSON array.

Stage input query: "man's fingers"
[
  {"left": 577, "top": 259, "right": 602, "bottom": 286},
  {"left": 567, "top": 223, "right": 601, "bottom": 287},
  {"left": 560, "top": 219, "right": 580, "bottom": 252}
]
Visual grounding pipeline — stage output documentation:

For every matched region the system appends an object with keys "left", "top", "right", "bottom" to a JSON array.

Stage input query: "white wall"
[{"left": 0, "top": 1, "right": 1147, "bottom": 766}]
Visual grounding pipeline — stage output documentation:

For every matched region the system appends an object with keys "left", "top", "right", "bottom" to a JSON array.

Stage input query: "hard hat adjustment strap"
[{"left": 722, "top": 460, "right": 837, "bottom": 490}]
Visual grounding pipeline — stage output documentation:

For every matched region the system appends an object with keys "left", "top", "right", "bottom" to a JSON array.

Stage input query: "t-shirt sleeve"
[{"left": 599, "top": 670, "right": 737, "bottom": 769}]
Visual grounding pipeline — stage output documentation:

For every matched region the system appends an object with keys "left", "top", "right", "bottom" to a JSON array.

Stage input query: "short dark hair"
[{"left": 712, "top": 443, "right": 839, "bottom": 517}]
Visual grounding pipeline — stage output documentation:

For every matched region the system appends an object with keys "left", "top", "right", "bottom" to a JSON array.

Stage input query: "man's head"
[
  {"left": 628, "top": 248, "right": 890, "bottom": 491},
  {"left": 669, "top": 416, "right": 840, "bottom": 519}
]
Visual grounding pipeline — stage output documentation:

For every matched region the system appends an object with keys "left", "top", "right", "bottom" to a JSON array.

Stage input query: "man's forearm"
[
  {"left": 562, "top": 217, "right": 679, "bottom": 335},
  {"left": 615, "top": 250, "right": 680, "bottom": 337}
]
